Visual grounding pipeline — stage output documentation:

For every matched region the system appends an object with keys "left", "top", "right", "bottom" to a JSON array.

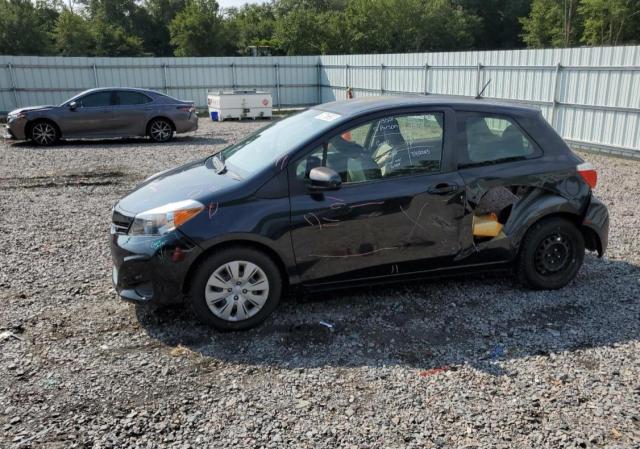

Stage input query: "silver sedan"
[{"left": 4, "top": 88, "right": 198, "bottom": 146}]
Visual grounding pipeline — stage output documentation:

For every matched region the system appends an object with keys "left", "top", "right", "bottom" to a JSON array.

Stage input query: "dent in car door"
[{"left": 288, "top": 108, "right": 465, "bottom": 286}]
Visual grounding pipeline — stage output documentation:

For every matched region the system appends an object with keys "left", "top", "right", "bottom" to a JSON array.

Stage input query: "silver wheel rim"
[
  {"left": 150, "top": 120, "right": 172, "bottom": 141},
  {"left": 205, "top": 261, "right": 269, "bottom": 322},
  {"left": 32, "top": 123, "right": 56, "bottom": 145}
]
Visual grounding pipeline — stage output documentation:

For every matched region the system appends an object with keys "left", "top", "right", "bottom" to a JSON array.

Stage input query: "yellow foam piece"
[{"left": 473, "top": 213, "right": 503, "bottom": 237}]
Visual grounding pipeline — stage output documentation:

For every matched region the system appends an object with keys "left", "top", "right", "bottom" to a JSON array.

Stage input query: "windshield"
[{"left": 219, "top": 109, "right": 341, "bottom": 174}]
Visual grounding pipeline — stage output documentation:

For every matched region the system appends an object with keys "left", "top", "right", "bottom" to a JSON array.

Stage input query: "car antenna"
[{"left": 475, "top": 79, "right": 492, "bottom": 99}]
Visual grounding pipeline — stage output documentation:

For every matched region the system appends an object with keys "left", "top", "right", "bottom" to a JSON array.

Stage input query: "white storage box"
[{"left": 207, "top": 90, "right": 273, "bottom": 121}]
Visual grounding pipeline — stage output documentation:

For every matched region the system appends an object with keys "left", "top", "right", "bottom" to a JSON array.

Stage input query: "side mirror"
[
  {"left": 69, "top": 101, "right": 78, "bottom": 110},
  {"left": 308, "top": 166, "right": 341, "bottom": 191}
]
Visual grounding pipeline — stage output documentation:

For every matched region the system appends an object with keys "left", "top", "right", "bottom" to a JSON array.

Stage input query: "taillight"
[
  {"left": 577, "top": 162, "right": 597, "bottom": 189},
  {"left": 177, "top": 105, "right": 196, "bottom": 113}
]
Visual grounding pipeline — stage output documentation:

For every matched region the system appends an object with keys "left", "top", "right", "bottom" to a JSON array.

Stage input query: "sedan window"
[
  {"left": 79, "top": 91, "right": 114, "bottom": 107},
  {"left": 116, "top": 91, "right": 152, "bottom": 105}
]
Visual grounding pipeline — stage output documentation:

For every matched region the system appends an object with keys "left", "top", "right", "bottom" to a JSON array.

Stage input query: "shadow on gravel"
[
  {"left": 136, "top": 256, "right": 640, "bottom": 374},
  {"left": 0, "top": 170, "right": 130, "bottom": 189},
  {"left": 10, "top": 135, "right": 228, "bottom": 148}
]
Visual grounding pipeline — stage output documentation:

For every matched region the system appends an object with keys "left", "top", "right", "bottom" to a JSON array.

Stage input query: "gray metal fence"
[{"left": 2, "top": 46, "right": 640, "bottom": 157}]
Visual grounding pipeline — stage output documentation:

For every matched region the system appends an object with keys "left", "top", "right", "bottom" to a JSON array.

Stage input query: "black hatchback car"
[{"left": 111, "top": 96, "right": 609, "bottom": 330}]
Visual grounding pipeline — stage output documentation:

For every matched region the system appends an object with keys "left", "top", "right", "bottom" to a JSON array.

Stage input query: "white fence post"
[
  {"left": 92, "top": 63, "right": 99, "bottom": 87},
  {"left": 7, "top": 63, "right": 19, "bottom": 108},
  {"left": 380, "top": 63, "right": 385, "bottom": 95},
  {"left": 275, "top": 63, "right": 280, "bottom": 108},
  {"left": 345, "top": 63, "right": 349, "bottom": 98},
  {"left": 162, "top": 64, "right": 168, "bottom": 93},
  {"left": 476, "top": 62, "right": 483, "bottom": 97},
  {"left": 424, "top": 63, "right": 429, "bottom": 95},
  {"left": 317, "top": 62, "right": 322, "bottom": 103},
  {"left": 550, "top": 62, "right": 562, "bottom": 129}
]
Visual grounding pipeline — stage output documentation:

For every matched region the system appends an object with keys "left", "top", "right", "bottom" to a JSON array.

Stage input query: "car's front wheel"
[
  {"left": 148, "top": 118, "right": 174, "bottom": 143},
  {"left": 189, "top": 247, "right": 282, "bottom": 331},
  {"left": 517, "top": 216, "right": 585, "bottom": 290},
  {"left": 28, "top": 120, "right": 60, "bottom": 146}
]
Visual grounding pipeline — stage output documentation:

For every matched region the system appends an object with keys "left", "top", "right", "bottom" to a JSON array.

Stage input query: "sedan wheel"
[
  {"left": 149, "top": 119, "right": 173, "bottom": 142},
  {"left": 190, "top": 247, "right": 282, "bottom": 330},
  {"left": 30, "top": 121, "right": 59, "bottom": 146}
]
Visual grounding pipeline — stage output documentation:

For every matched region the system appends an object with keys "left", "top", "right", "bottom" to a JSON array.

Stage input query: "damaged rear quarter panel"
[{"left": 456, "top": 153, "right": 590, "bottom": 264}]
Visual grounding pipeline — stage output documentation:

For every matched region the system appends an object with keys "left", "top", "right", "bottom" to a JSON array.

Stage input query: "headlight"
[
  {"left": 128, "top": 199, "right": 204, "bottom": 236},
  {"left": 8, "top": 112, "right": 26, "bottom": 120}
]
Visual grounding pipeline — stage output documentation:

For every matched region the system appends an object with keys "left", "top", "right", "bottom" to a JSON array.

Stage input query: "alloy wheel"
[
  {"left": 150, "top": 120, "right": 172, "bottom": 141},
  {"left": 31, "top": 122, "right": 57, "bottom": 145},
  {"left": 205, "top": 261, "right": 270, "bottom": 322}
]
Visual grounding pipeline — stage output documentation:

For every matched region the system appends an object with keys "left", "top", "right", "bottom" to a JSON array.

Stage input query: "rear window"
[
  {"left": 458, "top": 112, "right": 540, "bottom": 166},
  {"left": 116, "top": 91, "right": 152, "bottom": 105}
]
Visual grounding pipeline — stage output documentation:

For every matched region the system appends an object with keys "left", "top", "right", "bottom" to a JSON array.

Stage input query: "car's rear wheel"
[
  {"left": 29, "top": 120, "right": 60, "bottom": 146},
  {"left": 189, "top": 247, "right": 282, "bottom": 331},
  {"left": 148, "top": 118, "right": 174, "bottom": 143},
  {"left": 517, "top": 216, "right": 585, "bottom": 290}
]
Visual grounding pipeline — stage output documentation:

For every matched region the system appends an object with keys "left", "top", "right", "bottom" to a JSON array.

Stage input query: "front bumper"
[
  {"left": 582, "top": 194, "right": 609, "bottom": 256},
  {"left": 5, "top": 117, "right": 27, "bottom": 140},
  {"left": 111, "top": 227, "right": 202, "bottom": 305}
]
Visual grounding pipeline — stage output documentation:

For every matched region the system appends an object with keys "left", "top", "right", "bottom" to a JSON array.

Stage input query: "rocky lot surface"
[{"left": 0, "top": 118, "right": 639, "bottom": 448}]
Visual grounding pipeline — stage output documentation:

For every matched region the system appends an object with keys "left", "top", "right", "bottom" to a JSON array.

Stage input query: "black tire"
[
  {"left": 148, "top": 118, "right": 174, "bottom": 143},
  {"left": 517, "top": 216, "right": 585, "bottom": 290},
  {"left": 28, "top": 120, "right": 60, "bottom": 146},
  {"left": 189, "top": 247, "right": 282, "bottom": 331}
]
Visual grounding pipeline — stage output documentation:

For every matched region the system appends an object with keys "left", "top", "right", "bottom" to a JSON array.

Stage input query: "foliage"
[
  {"left": 2, "top": 0, "right": 640, "bottom": 57},
  {"left": 53, "top": 9, "right": 96, "bottom": 56},
  {"left": 169, "top": 0, "right": 228, "bottom": 56},
  {"left": 0, "top": 0, "right": 58, "bottom": 55},
  {"left": 579, "top": 0, "right": 640, "bottom": 45}
]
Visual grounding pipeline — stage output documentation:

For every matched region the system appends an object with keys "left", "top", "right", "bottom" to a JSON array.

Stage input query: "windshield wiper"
[{"left": 212, "top": 154, "right": 227, "bottom": 174}]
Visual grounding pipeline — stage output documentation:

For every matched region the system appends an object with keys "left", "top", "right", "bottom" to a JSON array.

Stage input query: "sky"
[{"left": 218, "top": 0, "right": 268, "bottom": 7}]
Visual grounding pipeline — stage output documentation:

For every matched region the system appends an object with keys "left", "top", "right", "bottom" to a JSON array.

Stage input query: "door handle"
[{"left": 428, "top": 183, "right": 459, "bottom": 195}]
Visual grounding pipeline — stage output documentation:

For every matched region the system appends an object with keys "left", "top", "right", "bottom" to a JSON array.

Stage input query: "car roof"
[
  {"left": 77, "top": 87, "right": 164, "bottom": 96},
  {"left": 315, "top": 95, "right": 541, "bottom": 118}
]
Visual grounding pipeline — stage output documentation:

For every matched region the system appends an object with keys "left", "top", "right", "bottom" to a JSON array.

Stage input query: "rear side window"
[
  {"left": 458, "top": 113, "right": 539, "bottom": 165},
  {"left": 116, "top": 91, "right": 152, "bottom": 105},
  {"left": 80, "top": 91, "right": 113, "bottom": 107}
]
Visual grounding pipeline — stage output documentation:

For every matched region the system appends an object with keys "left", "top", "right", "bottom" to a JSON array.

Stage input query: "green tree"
[
  {"left": 140, "top": 0, "right": 186, "bottom": 55},
  {"left": 92, "top": 20, "right": 145, "bottom": 55},
  {"left": 53, "top": 9, "right": 96, "bottom": 55},
  {"left": 169, "top": 0, "right": 228, "bottom": 56},
  {"left": 273, "top": 7, "right": 345, "bottom": 55},
  {"left": 520, "top": 0, "right": 581, "bottom": 47},
  {"left": 0, "top": 0, "right": 56, "bottom": 55},
  {"left": 579, "top": 0, "right": 640, "bottom": 45},
  {"left": 225, "top": 3, "right": 278, "bottom": 54},
  {"left": 344, "top": 0, "right": 479, "bottom": 54},
  {"left": 456, "top": 0, "right": 532, "bottom": 49}
]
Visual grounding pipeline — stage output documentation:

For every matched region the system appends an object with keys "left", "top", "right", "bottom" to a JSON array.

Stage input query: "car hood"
[
  {"left": 9, "top": 105, "right": 56, "bottom": 115},
  {"left": 116, "top": 158, "right": 244, "bottom": 215}
]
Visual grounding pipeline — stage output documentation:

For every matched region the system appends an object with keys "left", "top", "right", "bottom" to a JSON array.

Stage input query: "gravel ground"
[{"left": 0, "top": 118, "right": 639, "bottom": 449}]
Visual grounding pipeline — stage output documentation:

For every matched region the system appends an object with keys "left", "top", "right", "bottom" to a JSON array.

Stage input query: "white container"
[{"left": 207, "top": 90, "right": 273, "bottom": 121}]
